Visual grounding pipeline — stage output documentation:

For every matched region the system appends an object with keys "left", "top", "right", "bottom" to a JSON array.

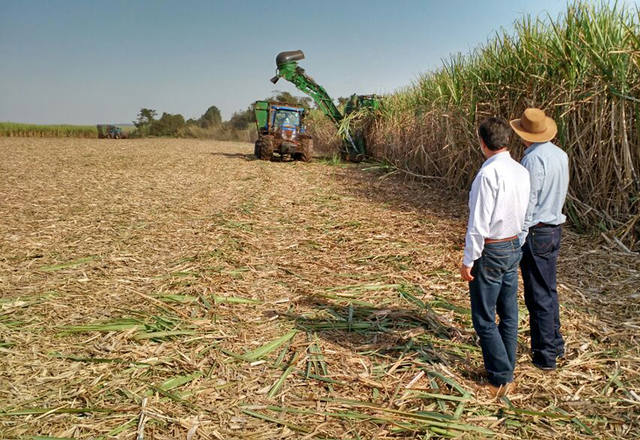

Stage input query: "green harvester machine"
[{"left": 269, "top": 50, "right": 381, "bottom": 161}]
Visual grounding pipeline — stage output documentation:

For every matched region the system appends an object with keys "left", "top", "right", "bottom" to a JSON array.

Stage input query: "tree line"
[{"left": 132, "top": 91, "right": 313, "bottom": 138}]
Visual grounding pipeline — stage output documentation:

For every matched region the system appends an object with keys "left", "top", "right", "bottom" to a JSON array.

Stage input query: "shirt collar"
[
  {"left": 482, "top": 150, "right": 510, "bottom": 168},
  {"left": 524, "top": 141, "right": 546, "bottom": 156}
]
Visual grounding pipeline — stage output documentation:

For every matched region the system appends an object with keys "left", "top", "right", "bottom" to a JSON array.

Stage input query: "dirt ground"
[{"left": 0, "top": 138, "right": 638, "bottom": 439}]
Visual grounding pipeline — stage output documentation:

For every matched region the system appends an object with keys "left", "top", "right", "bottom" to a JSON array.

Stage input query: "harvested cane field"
[{"left": 1, "top": 138, "right": 639, "bottom": 439}]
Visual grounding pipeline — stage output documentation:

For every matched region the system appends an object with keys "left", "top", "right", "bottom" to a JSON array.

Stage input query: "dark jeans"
[
  {"left": 469, "top": 239, "right": 522, "bottom": 386},
  {"left": 521, "top": 225, "right": 564, "bottom": 368}
]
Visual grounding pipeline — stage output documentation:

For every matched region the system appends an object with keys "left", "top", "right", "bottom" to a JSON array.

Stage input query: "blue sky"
[{"left": 0, "top": 0, "right": 635, "bottom": 124}]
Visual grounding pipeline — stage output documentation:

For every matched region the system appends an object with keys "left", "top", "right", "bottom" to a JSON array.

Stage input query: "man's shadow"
[{"left": 279, "top": 294, "right": 478, "bottom": 368}]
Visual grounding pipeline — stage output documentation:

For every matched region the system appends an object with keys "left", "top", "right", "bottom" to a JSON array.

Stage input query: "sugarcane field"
[
  {"left": 1, "top": 1, "right": 640, "bottom": 439},
  {"left": 0, "top": 136, "right": 637, "bottom": 439}
]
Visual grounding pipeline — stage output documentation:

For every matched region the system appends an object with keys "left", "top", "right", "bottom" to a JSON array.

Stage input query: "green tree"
[
  {"left": 228, "top": 107, "right": 254, "bottom": 130},
  {"left": 199, "top": 105, "right": 222, "bottom": 128},
  {"left": 268, "top": 91, "right": 312, "bottom": 109},
  {"left": 134, "top": 108, "right": 157, "bottom": 128},
  {"left": 149, "top": 112, "right": 185, "bottom": 136}
]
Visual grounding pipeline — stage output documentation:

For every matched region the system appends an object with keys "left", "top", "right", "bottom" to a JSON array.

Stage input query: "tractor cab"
[{"left": 271, "top": 106, "right": 304, "bottom": 141}]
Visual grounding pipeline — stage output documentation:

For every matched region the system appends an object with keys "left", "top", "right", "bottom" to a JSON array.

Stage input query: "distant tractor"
[
  {"left": 253, "top": 101, "right": 313, "bottom": 162},
  {"left": 97, "top": 124, "right": 126, "bottom": 139}
]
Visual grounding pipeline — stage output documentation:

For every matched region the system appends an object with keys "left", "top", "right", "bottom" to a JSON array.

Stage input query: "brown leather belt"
[
  {"left": 533, "top": 222, "right": 559, "bottom": 228},
  {"left": 485, "top": 235, "right": 517, "bottom": 244}
]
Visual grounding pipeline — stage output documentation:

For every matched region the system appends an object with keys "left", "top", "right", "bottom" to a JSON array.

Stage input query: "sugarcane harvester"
[{"left": 270, "top": 50, "right": 380, "bottom": 161}]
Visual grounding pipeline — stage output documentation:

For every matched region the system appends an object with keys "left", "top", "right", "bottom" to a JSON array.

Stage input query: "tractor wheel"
[
  {"left": 299, "top": 138, "right": 313, "bottom": 162},
  {"left": 259, "top": 135, "right": 274, "bottom": 161},
  {"left": 254, "top": 140, "right": 261, "bottom": 158}
]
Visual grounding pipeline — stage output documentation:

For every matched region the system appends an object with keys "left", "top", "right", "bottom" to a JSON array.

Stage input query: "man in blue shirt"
[{"left": 510, "top": 108, "right": 570, "bottom": 371}]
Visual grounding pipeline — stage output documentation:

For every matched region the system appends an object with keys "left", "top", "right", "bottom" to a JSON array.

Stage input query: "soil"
[{"left": 0, "top": 138, "right": 638, "bottom": 439}]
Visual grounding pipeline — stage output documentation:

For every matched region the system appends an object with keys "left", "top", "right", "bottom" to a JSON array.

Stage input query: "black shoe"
[{"left": 532, "top": 362, "right": 556, "bottom": 371}]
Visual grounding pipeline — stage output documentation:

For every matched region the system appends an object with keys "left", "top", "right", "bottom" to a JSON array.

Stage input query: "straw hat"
[{"left": 510, "top": 108, "right": 557, "bottom": 143}]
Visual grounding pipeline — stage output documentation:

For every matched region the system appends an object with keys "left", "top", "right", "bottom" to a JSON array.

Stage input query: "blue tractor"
[
  {"left": 253, "top": 101, "right": 313, "bottom": 161},
  {"left": 97, "top": 124, "right": 125, "bottom": 139}
]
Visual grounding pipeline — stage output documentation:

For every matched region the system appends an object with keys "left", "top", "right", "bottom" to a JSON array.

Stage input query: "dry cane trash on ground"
[{"left": 0, "top": 138, "right": 638, "bottom": 439}]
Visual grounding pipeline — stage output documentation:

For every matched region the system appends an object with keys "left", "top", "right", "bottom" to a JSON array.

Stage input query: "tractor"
[
  {"left": 96, "top": 124, "right": 126, "bottom": 139},
  {"left": 253, "top": 100, "right": 313, "bottom": 162}
]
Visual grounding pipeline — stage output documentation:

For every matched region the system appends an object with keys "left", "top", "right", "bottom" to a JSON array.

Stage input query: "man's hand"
[{"left": 460, "top": 263, "right": 474, "bottom": 282}]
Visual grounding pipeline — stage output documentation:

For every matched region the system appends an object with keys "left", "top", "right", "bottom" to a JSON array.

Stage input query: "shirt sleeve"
[
  {"left": 463, "top": 174, "right": 496, "bottom": 267},
  {"left": 519, "top": 155, "right": 544, "bottom": 244}
]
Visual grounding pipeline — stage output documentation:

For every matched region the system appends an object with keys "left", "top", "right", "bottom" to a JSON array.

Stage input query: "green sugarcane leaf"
[
  {"left": 39, "top": 256, "right": 97, "bottom": 272},
  {"left": 158, "top": 372, "right": 202, "bottom": 391},
  {"left": 241, "top": 330, "right": 297, "bottom": 362}
]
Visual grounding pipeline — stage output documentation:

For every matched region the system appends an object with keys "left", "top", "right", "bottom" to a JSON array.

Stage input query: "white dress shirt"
[{"left": 463, "top": 151, "right": 530, "bottom": 267}]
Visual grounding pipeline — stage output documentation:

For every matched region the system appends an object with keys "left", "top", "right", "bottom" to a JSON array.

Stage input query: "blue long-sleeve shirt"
[{"left": 518, "top": 141, "right": 570, "bottom": 244}]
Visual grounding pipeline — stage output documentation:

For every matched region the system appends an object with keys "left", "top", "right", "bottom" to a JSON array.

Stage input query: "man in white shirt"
[{"left": 460, "top": 117, "right": 530, "bottom": 396}]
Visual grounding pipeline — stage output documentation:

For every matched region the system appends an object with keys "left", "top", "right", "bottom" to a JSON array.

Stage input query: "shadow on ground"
[
  {"left": 325, "top": 161, "right": 640, "bottom": 349},
  {"left": 332, "top": 164, "right": 469, "bottom": 224},
  {"left": 209, "top": 152, "right": 256, "bottom": 160},
  {"left": 279, "top": 295, "right": 479, "bottom": 369},
  {"left": 209, "top": 151, "right": 310, "bottom": 163}
]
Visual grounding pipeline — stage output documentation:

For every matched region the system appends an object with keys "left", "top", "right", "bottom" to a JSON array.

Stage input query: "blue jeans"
[
  {"left": 469, "top": 239, "right": 522, "bottom": 386},
  {"left": 521, "top": 225, "right": 564, "bottom": 368}
]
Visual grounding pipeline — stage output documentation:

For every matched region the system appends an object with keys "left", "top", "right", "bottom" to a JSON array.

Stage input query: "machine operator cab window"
[
  {"left": 272, "top": 108, "right": 304, "bottom": 140},
  {"left": 273, "top": 110, "right": 300, "bottom": 131}
]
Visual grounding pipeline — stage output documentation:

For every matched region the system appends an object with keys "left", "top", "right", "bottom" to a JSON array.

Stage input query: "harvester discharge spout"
[{"left": 276, "top": 50, "right": 305, "bottom": 66}]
